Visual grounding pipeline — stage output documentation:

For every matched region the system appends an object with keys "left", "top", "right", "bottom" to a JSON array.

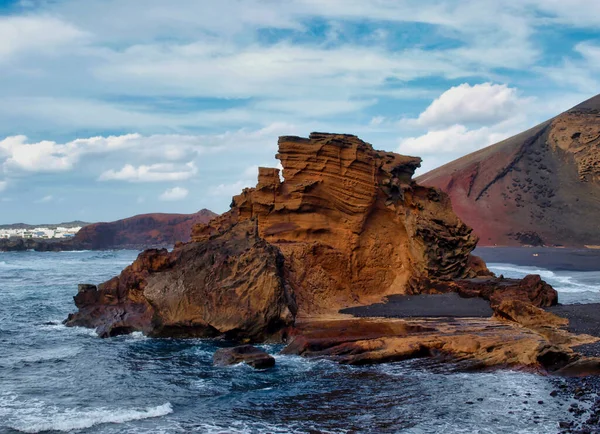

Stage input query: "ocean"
[{"left": 1, "top": 250, "right": 599, "bottom": 433}]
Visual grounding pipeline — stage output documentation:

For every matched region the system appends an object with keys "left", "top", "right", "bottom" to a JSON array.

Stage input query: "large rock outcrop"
[
  {"left": 65, "top": 219, "right": 295, "bottom": 340},
  {"left": 66, "top": 133, "right": 490, "bottom": 339},
  {"left": 192, "top": 133, "right": 483, "bottom": 315},
  {"left": 417, "top": 94, "right": 600, "bottom": 247},
  {"left": 66, "top": 132, "right": 561, "bottom": 365}
]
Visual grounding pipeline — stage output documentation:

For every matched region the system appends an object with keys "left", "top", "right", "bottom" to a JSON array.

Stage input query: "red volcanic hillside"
[
  {"left": 74, "top": 209, "right": 217, "bottom": 249},
  {"left": 417, "top": 94, "right": 600, "bottom": 247}
]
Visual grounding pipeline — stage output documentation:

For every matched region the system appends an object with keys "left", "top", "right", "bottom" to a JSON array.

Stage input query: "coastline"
[{"left": 475, "top": 247, "right": 600, "bottom": 272}]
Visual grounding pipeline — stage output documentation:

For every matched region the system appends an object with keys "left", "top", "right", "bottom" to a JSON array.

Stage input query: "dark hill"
[
  {"left": 73, "top": 209, "right": 217, "bottom": 249},
  {"left": 417, "top": 94, "right": 600, "bottom": 247}
]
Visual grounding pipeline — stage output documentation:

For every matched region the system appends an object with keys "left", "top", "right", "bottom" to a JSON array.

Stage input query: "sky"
[{"left": 0, "top": 0, "right": 599, "bottom": 224}]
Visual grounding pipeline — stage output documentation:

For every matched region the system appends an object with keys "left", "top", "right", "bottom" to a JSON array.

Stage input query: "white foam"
[
  {"left": 488, "top": 263, "right": 600, "bottom": 294},
  {"left": 38, "top": 321, "right": 99, "bottom": 337},
  {"left": 0, "top": 394, "right": 172, "bottom": 433},
  {"left": 198, "top": 420, "right": 345, "bottom": 434}
]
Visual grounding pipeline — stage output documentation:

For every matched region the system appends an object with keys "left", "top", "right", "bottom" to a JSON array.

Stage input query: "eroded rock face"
[
  {"left": 192, "top": 133, "right": 482, "bottom": 314},
  {"left": 282, "top": 317, "right": 598, "bottom": 374},
  {"left": 65, "top": 220, "right": 296, "bottom": 341},
  {"left": 416, "top": 274, "right": 558, "bottom": 309},
  {"left": 67, "top": 132, "right": 558, "bottom": 348}
]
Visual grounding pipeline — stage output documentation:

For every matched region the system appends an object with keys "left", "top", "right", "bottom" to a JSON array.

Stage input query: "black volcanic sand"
[
  {"left": 340, "top": 293, "right": 493, "bottom": 318},
  {"left": 474, "top": 247, "right": 600, "bottom": 272},
  {"left": 548, "top": 304, "right": 600, "bottom": 358}
]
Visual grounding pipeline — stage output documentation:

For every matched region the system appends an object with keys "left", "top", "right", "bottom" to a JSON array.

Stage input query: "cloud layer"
[{"left": 0, "top": 0, "right": 598, "bottom": 222}]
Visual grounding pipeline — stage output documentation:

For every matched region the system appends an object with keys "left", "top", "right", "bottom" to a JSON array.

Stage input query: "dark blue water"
[{"left": 0, "top": 251, "right": 595, "bottom": 433}]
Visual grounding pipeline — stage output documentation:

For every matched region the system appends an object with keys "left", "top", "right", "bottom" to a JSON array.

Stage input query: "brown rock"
[
  {"left": 281, "top": 317, "right": 598, "bottom": 373},
  {"left": 213, "top": 345, "right": 276, "bottom": 369},
  {"left": 65, "top": 132, "right": 568, "bottom": 364},
  {"left": 192, "top": 132, "right": 483, "bottom": 315},
  {"left": 493, "top": 299, "right": 568, "bottom": 328},
  {"left": 417, "top": 94, "right": 600, "bottom": 247},
  {"left": 65, "top": 220, "right": 296, "bottom": 341},
  {"left": 415, "top": 274, "right": 558, "bottom": 308}
]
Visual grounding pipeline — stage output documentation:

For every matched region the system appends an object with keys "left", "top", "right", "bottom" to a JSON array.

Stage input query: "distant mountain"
[
  {"left": 0, "top": 210, "right": 218, "bottom": 251},
  {"left": 0, "top": 221, "right": 90, "bottom": 229},
  {"left": 417, "top": 94, "right": 600, "bottom": 247},
  {"left": 73, "top": 209, "right": 218, "bottom": 249}
]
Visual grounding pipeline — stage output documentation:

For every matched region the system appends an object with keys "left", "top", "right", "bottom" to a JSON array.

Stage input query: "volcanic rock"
[
  {"left": 192, "top": 132, "right": 485, "bottom": 315},
  {"left": 65, "top": 132, "right": 580, "bottom": 373},
  {"left": 417, "top": 94, "right": 600, "bottom": 247},
  {"left": 66, "top": 132, "right": 488, "bottom": 338},
  {"left": 415, "top": 274, "right": 558, "bottom": 309},
  {"left": 281, "top": 316, "right": 598, "bottom": 372},
  {"left": 213, "top": 345, "right": 276, "bottom": 369},
  {"left": 65, "top": 219, "right": 295, "bottom": 340}
]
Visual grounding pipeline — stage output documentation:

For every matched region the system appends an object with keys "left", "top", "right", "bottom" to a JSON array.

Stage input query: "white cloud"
[
  {"left": 0, "top": 133, "right": 217, "bottom": 174},
  {"left": 0, "top": 135, "right": 75, "bottom": 172},
  {"left": 538, "top": 42, "right": 600, "bottom": 91},
  {"left": 406, "top": 83, "right": 529, "bottom": 128},
  {"left": 0, "top": 15, "right": 86, "bottom": 61},
  {"left": 94, "top": 42, "right": 470, "bottom": 100},
  {"left": 99, "top": 161, "right": 197, "bottom": 183},
  {"left": 397, "top": 82, "right": 538, "bottom": 174},
  {"left": 398, "top": 124, "right": 510, "bottom": 156},
  {"left": 36, "top": 195, "right": 54, "bottom": 203},
  {"left": 159, "top": 186, "right": 188, "bottom": 201}
]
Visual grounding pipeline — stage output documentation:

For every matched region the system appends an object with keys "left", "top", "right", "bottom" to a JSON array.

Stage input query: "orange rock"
[
  {"left": 193, "top": 133, "right": 483, "bottom": 314},
  {"left": 66, "top": 132, "right": 560, "bottom": 355}
]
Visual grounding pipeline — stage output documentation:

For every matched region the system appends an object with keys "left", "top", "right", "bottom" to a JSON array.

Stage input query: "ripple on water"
[{"left": 0, "top": 393, "right": 172, "bottom": 433}]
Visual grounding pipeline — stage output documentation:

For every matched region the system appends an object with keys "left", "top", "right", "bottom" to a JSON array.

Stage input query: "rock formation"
[
  {"left": 417, "top": 94, "right": 600, "bottom": 247},
  {"left": 213, "top": 345, "right": 276, "bottom": 369},
  {"left": 281, "top": 314, "right": 598, "bottom": 373},
  {"left": 67, "top": 132, "right": 494, "bottom": 339},
  {"left": 65, "top": 132, "right": 584, "bottom": 373},
  {"left": 192, "top": 133, "right": 485, "bottom": 315}
]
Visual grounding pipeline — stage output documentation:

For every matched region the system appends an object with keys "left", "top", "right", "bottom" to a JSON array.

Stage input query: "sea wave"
[
  {"left": 0, "top": 394, "right": 172, "bottom": 433},
  {"left": 488, "top": 263, "right": 600, "bottom": 294},
  {"left": 4, "top": 346, "right": 82, "bottom": 365}
]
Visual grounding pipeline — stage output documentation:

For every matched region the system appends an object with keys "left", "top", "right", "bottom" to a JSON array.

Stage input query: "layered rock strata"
[
  {"left": 282, "top": 314, "right": 599, "bottom": 374},
  {"left": 191, "top": 133, "right": 486, "bottom": 315}
]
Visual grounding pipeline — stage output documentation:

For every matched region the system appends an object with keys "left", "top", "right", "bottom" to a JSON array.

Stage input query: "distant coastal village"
[{"left": 0, "top": 226, "right": 81, "bottom": 240}]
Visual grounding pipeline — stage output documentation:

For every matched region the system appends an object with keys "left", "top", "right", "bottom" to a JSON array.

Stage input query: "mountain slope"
[
  {"left": 417, "top": 94, "right": 600, "bottom": 247},
  {"left": 73, "top": 209, "right": 217, "bottom": 249}
]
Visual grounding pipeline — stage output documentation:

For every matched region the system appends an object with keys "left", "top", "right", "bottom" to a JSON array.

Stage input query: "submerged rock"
[{"left": 213, "top": 345, "right": 275, "bottom": 369}]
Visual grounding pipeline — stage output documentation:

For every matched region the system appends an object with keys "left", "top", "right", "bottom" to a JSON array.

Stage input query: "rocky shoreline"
[{"left": 0, "top": 237, "right": 174, "bottom": 252}]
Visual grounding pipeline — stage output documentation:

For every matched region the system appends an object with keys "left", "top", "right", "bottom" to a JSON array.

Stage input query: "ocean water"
[
  {"left": 1, "top": 251, "right": 598, "bottom": 434},
  {"left": 487, "top": 263, "right": 600, "bottom": 304}
]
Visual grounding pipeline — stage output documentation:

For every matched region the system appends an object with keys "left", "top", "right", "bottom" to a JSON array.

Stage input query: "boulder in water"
[{"left": 213, "top": 345, "right": 275, "bottom": 369}]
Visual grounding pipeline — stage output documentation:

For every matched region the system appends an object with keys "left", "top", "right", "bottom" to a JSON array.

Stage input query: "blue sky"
[{"left": 0, "top": 0, "right": 598, "bottom": 223}]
